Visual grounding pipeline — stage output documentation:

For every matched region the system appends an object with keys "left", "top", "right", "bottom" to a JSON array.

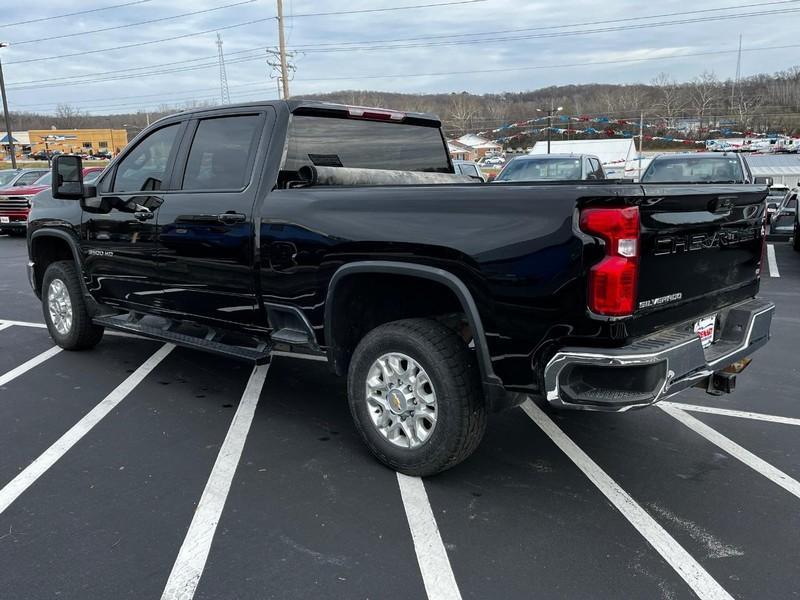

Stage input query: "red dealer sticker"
[{"left": 694, "top": 315, "right": 717, "bottom": 349}]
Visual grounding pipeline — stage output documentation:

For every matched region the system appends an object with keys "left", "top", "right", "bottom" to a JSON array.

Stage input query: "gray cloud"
[{"left": 1, "top": 0, "right": 798, "bottom": 114}]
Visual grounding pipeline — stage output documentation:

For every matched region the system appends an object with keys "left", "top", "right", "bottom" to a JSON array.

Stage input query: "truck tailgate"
[{"left": 634, "top": 184, "right": 767, "bottom": 326}]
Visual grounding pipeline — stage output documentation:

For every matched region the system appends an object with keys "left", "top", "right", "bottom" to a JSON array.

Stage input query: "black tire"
[
  {"left": 793, "top": 222, "right": 800, "bottom": 252},
  {"left": 347, "top": 318, "right": 487, "bottom": 477},
  {"left": 41, "top": 260, "right": 104, "bottom": 350},
  {"left": 7, "top": 229, "right": 26, "bottom": 238}
]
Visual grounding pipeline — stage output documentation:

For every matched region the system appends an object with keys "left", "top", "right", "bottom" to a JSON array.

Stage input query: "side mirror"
[
  {"left": 753, "top": 176, "right": 773, "bottom": 186},
  {"left": 52, "top": 155, "right": 85, "bottom": 200}
]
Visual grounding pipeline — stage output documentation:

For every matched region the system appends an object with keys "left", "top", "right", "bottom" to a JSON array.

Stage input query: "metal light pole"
[
  {"left": 0, "top": 42, "right": 17, "bottom": 169},
  {"left": 537, "top": 103, "right": 563, "bottom": 154}
]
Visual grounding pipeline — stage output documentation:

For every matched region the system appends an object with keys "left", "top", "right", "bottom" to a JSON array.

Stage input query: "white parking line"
[
  {"left": 661, "top": 401, "right": 800, "bottom": 427},
  {"left": 522, "top": 399, "right": 734, "bottom": 600},
  {"left": 767, "top": 244, "right": 780, "bottom": 277},
  {"left": 0, "top": 322, "right": 13, "bottom": 332},
  {"left": 0, "top": 319, "right": 46, "bottom": 329},
  {"left": 660, "top": 404, "right": 800, "bottom": 500},
  {"left": 0, "top": 343, "right": 174, "bottom": 515},
  {"left": 161, "top": 363, "right": 269, "bottom": 600},
  {"left": 0, "top": 346, "right": 62, "bottom": 388},
  {"left": 397, "top": 473, "right": 462, "bottom": 600}
]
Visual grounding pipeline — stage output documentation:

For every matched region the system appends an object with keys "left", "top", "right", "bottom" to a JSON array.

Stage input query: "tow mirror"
[
  {"left": 52, "top": 155, "right": 84, "bottom": 200},
  {"left": 753, "top": 176, "right": 773, "bottom": 186}
]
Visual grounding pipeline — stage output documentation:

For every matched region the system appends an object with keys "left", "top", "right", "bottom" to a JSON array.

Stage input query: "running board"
[{"left": 93, "top": 314, "right": 271, "bottom": 364}]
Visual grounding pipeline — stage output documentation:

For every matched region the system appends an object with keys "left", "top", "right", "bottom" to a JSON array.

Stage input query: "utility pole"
[
  {"left": 538, "top": 102, "right": 563, "bottom": 154},
  {"left": 0, "top": 42, "right": 17, "bottom": 169},
  {"left": 276, "top": 0, "right": 290, "bottom": 99}
]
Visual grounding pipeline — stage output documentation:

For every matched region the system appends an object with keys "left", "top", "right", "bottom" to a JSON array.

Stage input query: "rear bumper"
[{"left": 543, "top": 298, "right": 774, "bottom": 412}]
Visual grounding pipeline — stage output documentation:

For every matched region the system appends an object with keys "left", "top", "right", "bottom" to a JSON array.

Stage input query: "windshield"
[
  {"left": 641, "top": 156, "right": 745, "bottom": 183},
  {"left": 0, "top": 171, "right": 17, "bottom": 186},
  {"left": 283, "top": 115, "right": 450, "bottom": 174},
  {"left": 495, "top": 157, "right": 582, "bottom": 182}
]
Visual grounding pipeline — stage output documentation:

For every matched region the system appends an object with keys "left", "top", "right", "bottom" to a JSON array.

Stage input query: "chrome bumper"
[{"left": 543, "top": 298, "right": 775, "bottom": 412}]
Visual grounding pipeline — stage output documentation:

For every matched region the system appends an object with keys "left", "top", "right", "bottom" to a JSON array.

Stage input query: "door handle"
[
  {"left": 134, "top": 210, "right": 154, "bottom": 221},
  {"left": 217, "top": 212, "right": 246, "bottom": 224}
]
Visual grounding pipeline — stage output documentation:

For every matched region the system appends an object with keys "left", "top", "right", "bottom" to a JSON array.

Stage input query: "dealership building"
[{"left": 2, "top": 128, "right": 129, "bottom": 157}]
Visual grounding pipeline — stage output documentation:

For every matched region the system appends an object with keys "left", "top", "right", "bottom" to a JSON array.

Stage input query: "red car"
[{"left": 0, "top": 167, "right": 104, "bottom": 236}]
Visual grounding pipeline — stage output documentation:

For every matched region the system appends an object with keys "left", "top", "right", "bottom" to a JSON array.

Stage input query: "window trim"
[
  {"left": 172, "top": 112, "right": 266, "bottom": 194},
  {"left": 107, "top": 120, "right": 188, "bottom": 194}
]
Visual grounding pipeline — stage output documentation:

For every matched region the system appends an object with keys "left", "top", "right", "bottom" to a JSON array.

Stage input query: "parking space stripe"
[
  {"left": 161, "top": 363, "right": 269, "bottom": 600},
  {"left": 0, "top": 319, "right": 46, "bottom": 329},
  {"left": 522, "top": 399, "right": 734, "bottom": 600},
  {"left": 397, "top": 473, "right": 462, "bottom": 600},
  {"left": 662, "top": 401, "right": 800, "bottom": 427},
  {"left": 0, "top": 322, "right": 13, "bottom": 332},
  {"left": 0, "top": 346, "right": 62, "bottom": 388},
  {"left": 0, "top": 343, "right": 174, "bottom": 515},
  {"left": 660, "top": 404, "right": 800, "bottom": 500},
  {"left": 767, "top": 244, "right": 780, "bottom": 277}
]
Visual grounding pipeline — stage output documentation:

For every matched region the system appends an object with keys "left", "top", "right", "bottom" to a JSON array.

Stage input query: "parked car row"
[
  {"left": 0, "top": 166, "right": 104, "bottom": 236},
  {"left": 25, "top": 150, "right": 112, "bottom": 161}
]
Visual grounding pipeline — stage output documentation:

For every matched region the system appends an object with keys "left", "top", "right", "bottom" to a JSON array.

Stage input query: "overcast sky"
[{"left": 1, "top": 0, "right": 799, "bottom": 115}]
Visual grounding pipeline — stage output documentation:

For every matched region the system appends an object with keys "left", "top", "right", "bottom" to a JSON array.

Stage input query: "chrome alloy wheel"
[
  {"left": 365, "top": 352, "right": 438, "bottom": 449},
  {"left": 47, "top": 278, "right": 73, "bottom": 336}
]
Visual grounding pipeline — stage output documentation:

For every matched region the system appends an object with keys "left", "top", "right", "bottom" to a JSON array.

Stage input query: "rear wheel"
[
  {"left": 42, "top": 261, "right": 104, "bottom": 350},
  {"left": 793, "top": 222, "right": 800, "bottom": 252},
  {"left": 347, "top": 318, "right": 487, "bottom": 476}
]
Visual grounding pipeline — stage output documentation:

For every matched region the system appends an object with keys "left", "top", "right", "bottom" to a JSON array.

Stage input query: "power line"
[
  {"left": 3, "top": 0, "right": 487, "bottom": 66},
  {"left": 285, "top": 0, "right": 485, "bottom": 18},
  {"left": 290, "top": 0, "right": 800, "bottom": 49},
  {"left": 11, "top": 0, "right": 258, "bottom": 46},
  {"left": 7, "top": 48, "right": 271, "bottom": 88},
  {"left": 4, "top": 16, "right": 277, "bottom": 66},
  {"left": 293, "top": 42, "right": 800, "bottom": 81},
  {"left": 0, "top": 0, "right": 153, "bottom": 28},
  {"left": 289, "top": 6, "right": 800, "bottom": 54}
]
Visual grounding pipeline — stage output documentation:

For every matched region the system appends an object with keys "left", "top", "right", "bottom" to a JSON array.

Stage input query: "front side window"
[
  {"left": 182, "top": 115, "right": 261, "bottom": 191},
  {"left": 113, "top": 123, "right": 180, "bottom": 193}
]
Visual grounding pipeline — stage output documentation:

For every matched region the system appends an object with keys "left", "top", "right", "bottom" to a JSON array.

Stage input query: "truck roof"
[{"left": 167, "top": 99, "right": 442, "bottom": 127}]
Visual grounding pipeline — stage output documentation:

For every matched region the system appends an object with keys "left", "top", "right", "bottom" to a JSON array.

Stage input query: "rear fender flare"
[{"left": 324, "top": 261, "right": 503, "bottom": 392}]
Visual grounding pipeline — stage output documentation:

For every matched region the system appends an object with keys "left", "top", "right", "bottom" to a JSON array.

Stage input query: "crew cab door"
[
  {"left": 154, "top": 109, "right": 272, "bottom": 329},
  {"left": 81, "top": 120, "right": 186, "bottom": 309}
]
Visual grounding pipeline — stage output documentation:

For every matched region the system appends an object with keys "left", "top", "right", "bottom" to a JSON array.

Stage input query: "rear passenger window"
[{"left": 182, "top": 115, "right": 261, "bottom": 191}]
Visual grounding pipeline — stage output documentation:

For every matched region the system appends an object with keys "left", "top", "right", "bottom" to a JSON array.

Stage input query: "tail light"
[{"left": 579, "top": 206, "right": 640, "bottom": 317}]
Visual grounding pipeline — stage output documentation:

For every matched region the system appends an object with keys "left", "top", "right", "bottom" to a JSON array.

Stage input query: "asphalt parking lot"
[{"left": 0, "top": 235, "right": 798, "bottom": 600}]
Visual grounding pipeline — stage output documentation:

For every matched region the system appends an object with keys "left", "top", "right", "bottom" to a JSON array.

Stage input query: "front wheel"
[
  {"left": 793, "top": 222, "right": 800, "bottom": 252},
  {"left": 347, "top": 318, "right": 487, "bottom": 476},
  {"left": 42, "top": 261, "right": 104, "bottom": 350}
]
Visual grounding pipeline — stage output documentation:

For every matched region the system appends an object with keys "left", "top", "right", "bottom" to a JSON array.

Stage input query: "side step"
[{"left": 93, "top": 314, "right": 271, "bottom": 364}]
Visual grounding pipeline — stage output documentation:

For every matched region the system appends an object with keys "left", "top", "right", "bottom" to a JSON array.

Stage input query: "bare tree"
[
  {"left": 651, "top": 73, "right": 686, "bottom": 128},
  {"left": 55, "top": 103, "right": 85, "bottom": 128},
  {"left": 690, "top": 71, "right": 720, "bottom": 133},
  {"left": 446, "top": 92, "right": 480, "bottom": 135},
  {"left": 733, "top": 89, "right": 763, "bottom": 131}
]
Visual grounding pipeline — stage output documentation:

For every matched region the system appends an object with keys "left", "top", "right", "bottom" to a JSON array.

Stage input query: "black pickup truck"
[{"left": 26, "top": 100, "right": 774, "bottom": 475}]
